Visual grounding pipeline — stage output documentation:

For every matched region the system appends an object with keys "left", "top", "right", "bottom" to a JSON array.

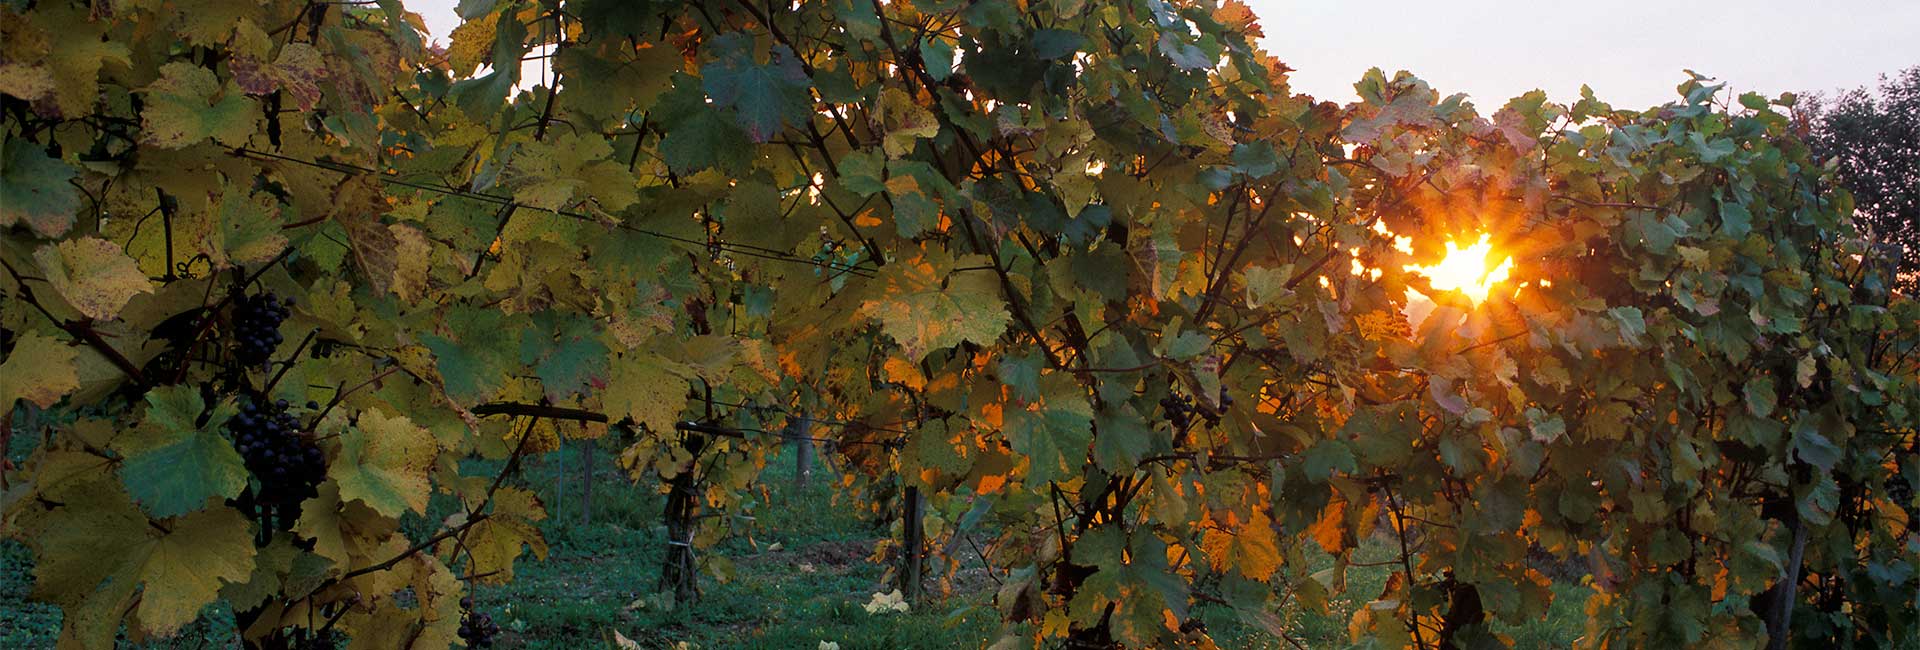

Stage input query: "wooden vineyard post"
[
  {"left": 659, "top": 463, "right": 701, "bottom": 603},
  {"left": 656, "top": 419, "right": 747, "bottom": 604},
  {"left": 901, "top": 485, "right": 925, "bottom": 601},
  {"left": 788, "top": 413, "right": 813, "bottom": 488},
  {"left": 580, "top": 438, "right": 594, "bottom": 526}
]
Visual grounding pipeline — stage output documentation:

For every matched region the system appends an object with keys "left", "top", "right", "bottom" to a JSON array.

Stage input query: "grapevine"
[{"left": 0, "top": 1, "right": 1913, "bottom": 649}]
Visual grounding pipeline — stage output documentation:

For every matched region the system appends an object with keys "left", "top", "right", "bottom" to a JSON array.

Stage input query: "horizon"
[{"left": 411, "top": 0, "right": 1919, "bottom": 109}]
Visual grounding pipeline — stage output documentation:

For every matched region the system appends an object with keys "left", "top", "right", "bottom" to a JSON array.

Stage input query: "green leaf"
[
  {"left": 922, "top": 37, "right": 955, "bottom": 82},
  {"left": 1231, "top": 142, "right": 1279, "bottom": 177},
  {"left": 889, "top": 180, "right": 941, "bottom": 238},
  {"left": 1031, "top": 29, "right": 1086, "bottom": 60},
  {"left": 1526, "top": 407, "right": 1566, "bottom": 443},
  {"left": 1163, "top": 330, "right": 1211, "bottom": 359},
  {"left": 1241, "top": 265, "right": 1292, "bottom": 308},
  {"left": 1608, "top": 306, "right": 1647, "bottom": 345},
  {"left": 660, "top": 110, "right": 752, "bottom": 174},
  {"left": 1006, "top": 377, "right": 1093, "bottom": 486},
  {"left": 1157, "top": 32, "right": 1212, "bottom": 70},
  {"left": 448, "top": 8, "right": 527, "bottom": 117},
  {"left": 1719, "top": 200, "right": 1752, "bottom": 238},
  {"left": 998, "top": 351, "right": 1044, "bottom": 403},
  {"left": 0, "top": 136, "right": 79, "bottom": 237},
  {"left": 702, "top": 33, "right": 812, "bottom": 142},
  {"left": 423, "top": 308, "right": 522, "bottom": 406},
  {"left": 208, "top": 185, "right": 288, "bottom": 268},
  {"left": 1743, "top": 376, "right": 1776, "bottom": 418},
  {"left": 1789, "top": 411, "right": 1842, "bottom": 470},
  {"left": 524, "top": 314, "right": 611, "bottom": 401},
  {"left": 837, "top": 149, "right": 887, "bottom": 195},
  {"left": 1093, "top": 408, "right": 1151, "bottom": 473},
  {"left": 1796, "top": 472, "right": 1839, "bottom": 526},
  {"left": 117, "top": 387, "right": 246, "bottom": 519},
  {"left": 140, "top": 62, "right": 257, "bottom": 148},
  {"left": 1301, "top": 439, "right": 1355, "bottom": 481}
]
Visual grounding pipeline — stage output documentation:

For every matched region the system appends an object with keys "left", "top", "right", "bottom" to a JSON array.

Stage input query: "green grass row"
[{"left": 2, "top": 434, "right": 1584, "bottom": 649}]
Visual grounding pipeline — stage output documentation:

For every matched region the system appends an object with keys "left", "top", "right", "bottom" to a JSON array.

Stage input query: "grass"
[{"left": 4, "top": 431, "right": 1586, "bottom": 649}]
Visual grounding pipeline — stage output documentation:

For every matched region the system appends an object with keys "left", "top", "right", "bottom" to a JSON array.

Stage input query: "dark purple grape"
[
  {"left": 231, "top": 292, "right": 289, "bottom": 367},
  {"left": 223, "top": 394, "right": 324, "bottom": 506}
]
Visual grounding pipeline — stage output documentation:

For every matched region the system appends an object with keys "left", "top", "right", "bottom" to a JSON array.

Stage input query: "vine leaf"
[
  {"left": 701, "top": 33, "right": 812, "bottom": 142},
  {"left": 339, "top": 208, "right": 400, "bottom": 296},
  {"left": 218, "top": 537, "right": 299, "bottom": 612},
  {"left": 140, "top": 62, "right": 258, "bottom": 148},
  {"left": 508, "top": 133, "right": 637, "bottom": 212},
  {"left": 230, "top": 43, "right": 329, "bottom": 110},
  {"left": 525, "top": 314, "right": 612, "bottom": 402},
  {"left": 423, "top": 308, "right": 521, "bottom": 407},
  {"left": 116, "top": 386, "right": 247, "bottom": 519},
  {"left": 861, "top": 252, "right": 1011, "bottom": 359},
  {"left": 1092, "top": 407, "right": 1151, "bottom": 473},
  {"left": 1301, "top": 439, "right": 1357, "bottom": 481},
  {"left": 603, "top": 354, "right": 690, "bottom": 435},
  {"left": 44, "top": 19, "right": 131, "bottom": 117},
  {"left": 294, "top": 481, "right": 400, "bottom": 567},
  {"left": 31, "top": 492, "right": 255, "bottom": 642},
  {"left": 0, "top": 331, "right": 80, "bottom": 409},
  {"left": 880, "top": 87, "right": 939, "bottom": 158},
  {"left": 1743, "top": 376, "right": 1777, "bottom": 418},
  {"left": 1006, "top": 376, "right": 1092, "bottom": 486},
  {"left": 0, "top": 136, "right": 80, "bottom": 237},
  {"left": 454, "top": 485, "right": 548, "bottom": 584},
  {"left": 206, "top": 185, "right": 290, "bottom": 269},
  {"left": 331, "top": 408, "right": 439, "bottom": 518},
  {"left": 33, "top": 237, "right": 154, "bottom": 321}
]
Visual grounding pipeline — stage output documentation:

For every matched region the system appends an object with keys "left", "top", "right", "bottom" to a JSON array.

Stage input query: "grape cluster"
[
  {"left": 1159, "top": 389, "right": 1234, "bottom": 430},
  {"left": 1159, "top": 393, "right": 1195, "bottom": 430},
  {"left": 457, "top": 598, "right": 500, "bottom": 647},
  {"left": 233, "top": 292, "right": 290, "bottom": 367},
  {"left": 226, "top": 396, "right": 324, "bottom": 500}
]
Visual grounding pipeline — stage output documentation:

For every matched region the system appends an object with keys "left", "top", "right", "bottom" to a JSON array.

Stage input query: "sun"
[{"left": 1406, "top": 234, "right": 1514, "bottom": 304}]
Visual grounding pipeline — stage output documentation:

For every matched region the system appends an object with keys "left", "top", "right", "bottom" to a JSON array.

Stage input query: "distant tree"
[{"left": 1803, "top": 66, "right": 1920, "bottom": 289}]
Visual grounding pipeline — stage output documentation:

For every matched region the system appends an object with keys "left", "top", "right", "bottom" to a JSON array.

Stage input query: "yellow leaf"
[
  {"left": 389, "top": 223, "right": 432, "bottom": 302},
  {"left": 295, "top": 481, "right": 402, "bottom": 567},
  {"left": 458, "top": 486, "right": 548, "bottom": 584},
  {"left": 604, "top": 354, "right": 690, "bottom": 435},
  {"left": 859, "top": 251, "right": 1011, "bottom": 359},
  {"left": 332, "top": 408, "right": 439, "bottom": 517},
  {"left": 0, "top": 331, "right": 79, "bottom": 408},
  {"left": 1234, "top": 508, "right": 1282, "bottom": 582},
  {"left": 882, "top": 357, "right": 927, "bottom": 390},
  {"left": 0, "top": 62, "right": 54, "bottom": 101},
  {"left": 34, "top": 237, "right": 154, "bottom": 320},
  {"left": 1307, "top": 492, "right": 1351, "bottom": 554},
  {"left": 880, "top": 88, "right": 939, "bottom": 158},
  {"left": 27, "top": 488, "right": 256, "bottom": 640},
  {"left": 447, "top": 11, "right": 500, "bottom": 75}
]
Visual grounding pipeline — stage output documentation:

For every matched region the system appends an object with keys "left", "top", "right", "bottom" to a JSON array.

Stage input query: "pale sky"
[
  {"left": 1248, "top": 0, "right": 1920, "bottom": 108},
  {"left": 410, "top": 0, "right": 1919, "bottom": 109}
]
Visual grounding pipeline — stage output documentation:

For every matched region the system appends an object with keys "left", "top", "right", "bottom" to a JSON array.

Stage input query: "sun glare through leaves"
[{"left": 1406, "top": 234, "right": 1514, "bottom": 304}]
